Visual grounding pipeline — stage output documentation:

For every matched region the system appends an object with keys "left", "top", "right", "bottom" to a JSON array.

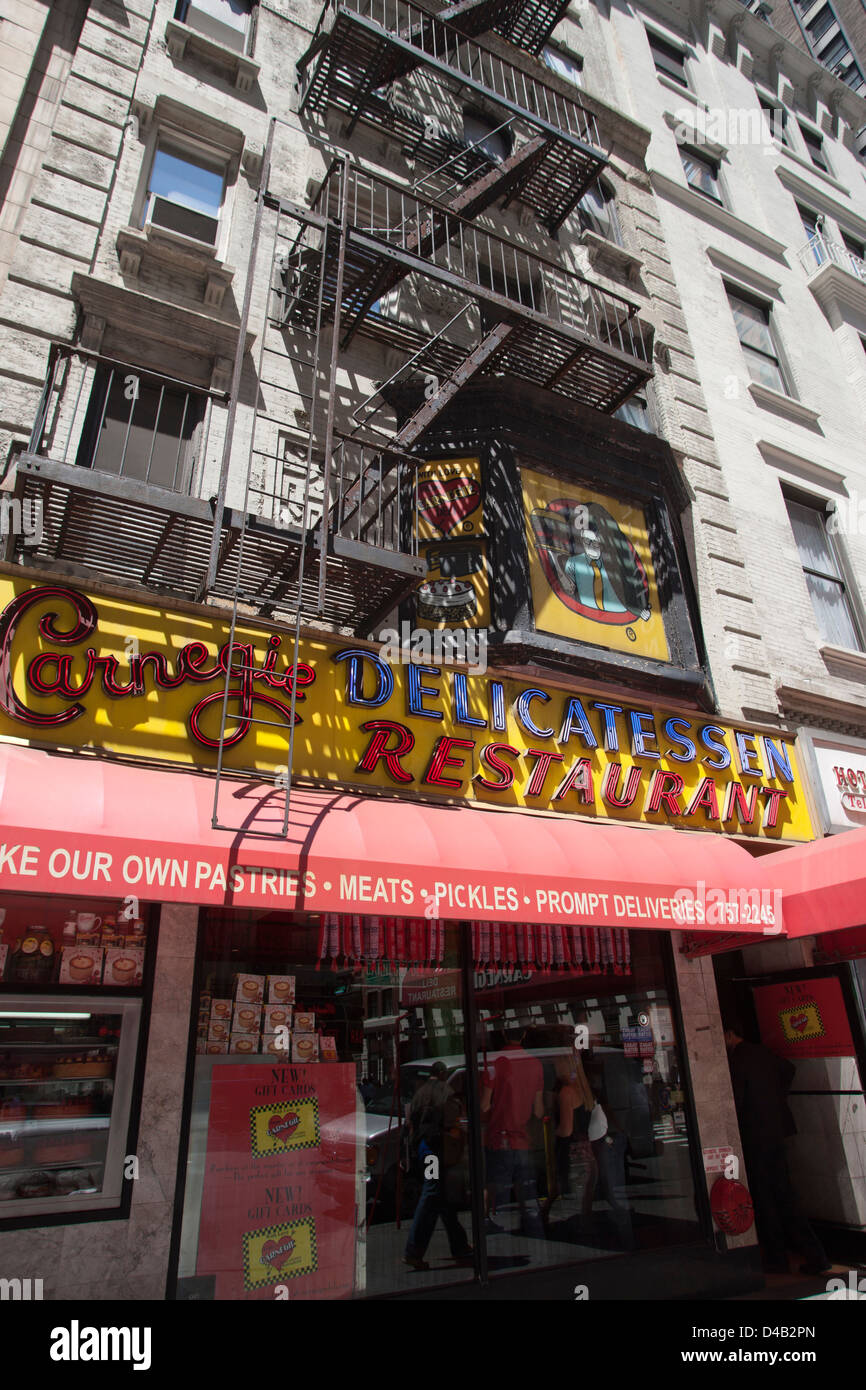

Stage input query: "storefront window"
[
  {"left": 473, "top": 931, "right": 698, "bottom": 1274},
  {"left": 176, "top": 912, "right": 474, "bottom": 1299},
  {"left": 0, "top": 892, "right": 151, "bottom": 1218},
  {"left": 175, "top": 915, "right": 700, "bottom": 1299}
]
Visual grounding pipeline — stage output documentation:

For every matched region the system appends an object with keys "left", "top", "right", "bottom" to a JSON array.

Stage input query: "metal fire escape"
[{"left": 9, "top": 0, "right": 654, "bottom": 836}]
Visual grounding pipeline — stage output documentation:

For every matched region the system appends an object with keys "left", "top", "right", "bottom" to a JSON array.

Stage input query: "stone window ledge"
[
  {"left": 165, "top": 18, "right": 260, "bottom": 93},
  {"left": 747, "top": 381, "right": 821, "bottom": 427},
  {"left": 820, "top": 644, "right": 866, "bottom": 679},
  {"left": 116, "top": 226, "right": 236, "bottom": 310},
  {"left": 578, "top": 229, "right": 643, "bottom": 283}
]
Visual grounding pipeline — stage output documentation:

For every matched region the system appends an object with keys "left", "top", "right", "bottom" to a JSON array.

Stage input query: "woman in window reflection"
[{"left": 553, "top": 1053, "right": 598, "bottom": 1235}]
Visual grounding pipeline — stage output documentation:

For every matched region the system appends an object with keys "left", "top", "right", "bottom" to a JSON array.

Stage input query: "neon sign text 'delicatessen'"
[
  {"left": 0, "top": 582, "right": 815, "bottom": 840},
  {"left": 0, "top": 585, "right": 314, "bottom": 747}
]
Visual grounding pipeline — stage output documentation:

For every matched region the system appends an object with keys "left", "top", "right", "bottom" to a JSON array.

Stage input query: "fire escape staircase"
[{"left": 297, "top": 0, "right": 605, "bottom": 233}]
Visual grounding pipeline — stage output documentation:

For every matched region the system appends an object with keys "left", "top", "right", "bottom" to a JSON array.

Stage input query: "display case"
[{"left": 0, "top": 995, "right": 142, "bottom": 1218}]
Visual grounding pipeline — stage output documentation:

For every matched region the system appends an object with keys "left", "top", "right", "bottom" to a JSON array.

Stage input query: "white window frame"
[
  {"left": 176, "top": 0, "right": 254, "bottom": 56},
  {"left": 725, "top": 282, "right": 794, "bottom": 398},
  {"left": 798, "top": 119, "right": 833, "bottom": 176},
  {"left": 135, "top": 121, "right": 238, "bottom": 263},
  {"left": 784, "top": 488, "right": 865, "bottom": 652},
  {"left": 645, "top": 25, "right": 693, "bottom": 93},
  {"left": 541, "top": 43, "right": 583, "bottom": 87}
]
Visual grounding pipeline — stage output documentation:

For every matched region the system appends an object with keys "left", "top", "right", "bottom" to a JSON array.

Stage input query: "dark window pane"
[
  {"left": 807, "top": 5, "right": 836, "bottom": 42},
  {"left": 800, "top": 125, "right": 828, "bottom": 170},
  {"left": 649, "top": 33, "right": 688, "bottom": 86},
  {"left": 463, "top": 113, "right": 510, "bottom": 164},
  {"left": 681, "top": 150, "right": 720, "bottom": 200},
  {"left": 78, "top": 367, "right": 202, "bottom": 493}
]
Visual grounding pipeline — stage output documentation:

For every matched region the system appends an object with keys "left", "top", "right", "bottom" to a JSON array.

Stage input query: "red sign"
[
  {"left": 753, "top": 976, "right": 854, "bottom": 1059},
  {"left": 710, "top": 1177, "right": 754, "bottom": 1235},
  {"left": 196, "top": 1062, "right": 357, "bottom": 1300}
]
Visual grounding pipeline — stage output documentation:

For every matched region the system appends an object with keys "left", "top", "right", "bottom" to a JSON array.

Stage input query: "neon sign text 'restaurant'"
[{"left": 0, "top": 582, "right": 815, "bottom": 840}]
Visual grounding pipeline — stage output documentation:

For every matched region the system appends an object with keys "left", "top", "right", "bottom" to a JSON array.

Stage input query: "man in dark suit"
[{"left": 724, "top": 1019, "right": 830, "bottom": 1275}]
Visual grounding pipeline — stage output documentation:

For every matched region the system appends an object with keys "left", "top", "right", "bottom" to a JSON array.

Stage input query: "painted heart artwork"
[
  {"left": 789, "top": 1012, "right": 810, "bottom": 1033},
  {"left": 417, "top": 476, "right": 480, "bottom": 537},
  {"left": 267, "top": 1112, "right": 301, "bottom": 1140},
  {"left": 261, "top": 1236, "right": 296, "bottom": 1270}
]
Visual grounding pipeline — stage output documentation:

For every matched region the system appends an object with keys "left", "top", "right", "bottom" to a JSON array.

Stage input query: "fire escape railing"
[
  {"left": 285, "top": 161, "right": 653, "bottom": 373},
  {"left": 298, "top": 0, "right": 605, "bottom": 230}
]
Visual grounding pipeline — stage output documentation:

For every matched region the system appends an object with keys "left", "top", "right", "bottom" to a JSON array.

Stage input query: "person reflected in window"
[
  {"left": 403, "top": 1062, "right": 473, "bottom": 1272},
  {"left": 554, "top": 1053, "right": 598, "bottom": 1235},
  {"left": 590, "top": 1087, "right": 634, "bottom": 1251},
  {"left": 481, "top": 1026, "right": 545, "bottom": 1237},
  {"left": 724, "top": 1019, "right": 830, "bottom": 1276}
]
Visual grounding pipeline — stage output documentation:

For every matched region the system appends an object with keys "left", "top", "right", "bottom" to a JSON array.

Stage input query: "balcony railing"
[
  {"left": 797, "top": 233, "right": 866, "bottom": 282},
  {"left": 282, "top": 161, "right": 653, "bottom": 412},
  {"left": 11, "top": 345, "right": 425, "bottom": 621},
  {"left": 298, "top": 0, "right": 604, "bottom": 230}
]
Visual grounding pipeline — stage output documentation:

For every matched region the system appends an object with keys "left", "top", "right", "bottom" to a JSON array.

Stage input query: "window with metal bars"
[
  {"left": 75, "top": 364, "right": 205, "bottom": 493},
  {"left": 785, "top": 493, "right": 864, "bottom": 651}
]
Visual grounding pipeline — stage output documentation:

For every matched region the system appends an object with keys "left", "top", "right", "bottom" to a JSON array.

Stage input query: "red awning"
[
  {"left": 753, "top": 828, "right": 866, "bottom": 939},
  {"left": 0, "top": 743, "right": 776, "bottom": 933}
]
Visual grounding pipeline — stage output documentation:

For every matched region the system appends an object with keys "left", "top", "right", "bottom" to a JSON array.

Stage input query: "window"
[
  {"left": 648, "top": 31, "right": 688, "bottom": 88},
  {"left": 798, "top": 204, "right": 822, "bottom": 239},
  {"left": 462, "top": 111, "right": 511, "bottom": 165},
  {"left": 806, "top": 4, "right": 836, "bottom": 43},
  {"left": 174, "top": 912, "right": 699, "bottom": 1299},
  {"left": 841, "top": 229, "right": 865, "bottom": 262},
  {"left": 142, "top": 141, "right": 226, "bottom": 246},
  {"left": 799, "top": 123, "right": 830, "bottom": 172},
  {"left": 576, "top": 179, "right": 622, "bottom": 245},
  {"left": 176, "top": 0, "right": 252, "bottom": 53},
  {"left": 727, "top": 287, "right": 789, "bottom": 394},
  {"left": 785, "top": 495, "right": 864, "bottom": 650},
  {"left": 542, "top": 45, "right": 583, "bottom": 86},
  {"left": 758, "top": 94, "right": 790, "bottom": 147},
  {"left": 614, "top": 393, "right": 653, "bottom": 431},
  {"left": 798, "top": 205, "right": 827, "bottom": 267},
  {"left": 680, "top": 147, "right": 722, "bottom": 203},
  {"left": 76, "top": 364, "right": 205, "bottom": 493},
  {"left": 819, "top": 33, "right": 853, "bottom": 70}
]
